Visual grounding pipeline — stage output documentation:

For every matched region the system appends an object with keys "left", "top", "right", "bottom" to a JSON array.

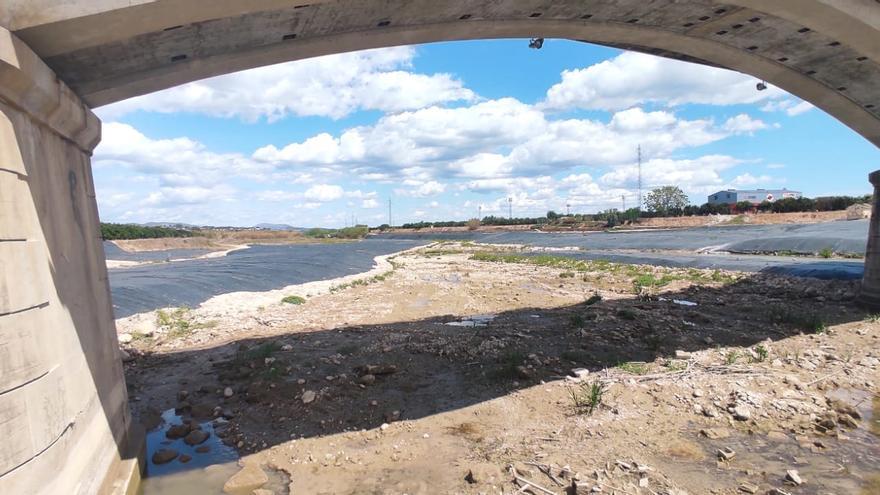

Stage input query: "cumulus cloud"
[
  {"left": 96, "top": 47, "right": 475, "bottom": 122},
  {"left": 542, "top": 52, "right": 787, "bottom": 112}
]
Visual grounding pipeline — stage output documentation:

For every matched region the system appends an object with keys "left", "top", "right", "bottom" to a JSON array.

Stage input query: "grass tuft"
[
  {"left": 281, "top": 295, "right": 306, "bottom": 305},
  {"left": 568, "top": 379, "right": 607, "bottom": 415}
]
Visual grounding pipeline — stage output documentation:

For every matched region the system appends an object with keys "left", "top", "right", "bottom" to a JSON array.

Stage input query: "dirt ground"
[{"left": 121, "top": 243, "right": 879, "bottom": 495}]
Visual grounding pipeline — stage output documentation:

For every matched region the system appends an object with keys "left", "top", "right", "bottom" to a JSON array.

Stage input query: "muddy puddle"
[
  {"left": 138, "top": 409, "right": 289, "bottom": 495},
  {"left": 678, "top": 389, "right": 879, "bottom": 494}
]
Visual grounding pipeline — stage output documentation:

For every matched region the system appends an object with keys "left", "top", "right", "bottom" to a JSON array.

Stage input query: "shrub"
[
  {"left": 281, "top": 295, "right": 306, "bottom": 305},
  {"left": 818, "top": 247, "right": 833, "bottom": 259},
  {"left": 568, "top": 379, "right": 607, "bottom": 415}
]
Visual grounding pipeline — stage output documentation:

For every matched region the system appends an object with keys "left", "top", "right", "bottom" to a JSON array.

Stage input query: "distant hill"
[{"left": 254, "top": 223, "right": 304, "bottom": 231}]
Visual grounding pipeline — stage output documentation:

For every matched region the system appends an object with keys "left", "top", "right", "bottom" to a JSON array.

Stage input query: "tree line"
[{"left": 100, "top": 223, "right": 195, "bottom": 240}]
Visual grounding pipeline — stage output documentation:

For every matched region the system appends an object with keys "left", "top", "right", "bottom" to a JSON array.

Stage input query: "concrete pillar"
[
  {"left": 859, "top": 170, "right": 880, "bottom": 310},
  {"left": 0, "top": 27, "right": 142, "bottom": 494}
]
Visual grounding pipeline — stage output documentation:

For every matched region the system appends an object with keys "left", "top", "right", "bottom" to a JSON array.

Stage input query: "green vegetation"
[
  {"left": 305, "top": 225, "right": 369, "bottom": 239},
  {"left": 568, "top": 379, "right": 607, "bottom": 415},
  {"left": 818, "top": 247, "right": 834, "bottom": 259},
  {"left": 865, "top": 313, "right": 880, "bottom": 323},
  {"left": 155, "top": 307, "right": 211, "bottom": 339},
  {"left": 491, "top": 350, "right": 526, "bottom": 381},
  {"left": 751, "top": 344, "right": 769, "bottom": 363},
  {"left": 725, "top": 350, "right": 741, "bottom": 365},
  {"left": 329, "top": 270, "right": 393, "bottom": 293},
  {"left": 616, "top": 361, "right": 650, "bottom": 375},
  {"left": 767, "top": 306, "right": 827, "bottom": 333},
  {"left": 281, "top": 295, "right": 306, "bottom": 305},
  {"left": 559, "top": 271, "right": 576, "bottom": 278},
  {"left": 644, "top": 186, "right": 690, "bottom": 216},
  {"left": 101, "top": 222, "right": 194, "bottom": 240}
]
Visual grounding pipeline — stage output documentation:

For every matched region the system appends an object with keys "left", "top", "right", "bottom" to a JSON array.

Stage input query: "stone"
[
  {"left": 674, "top": 350, "right": 693, "bottom": 359},
  {"left": 700, "top": 428, "right": 730, "bottom": 440},
  {"left": 179, "top": 454, "right": 192, "bottom": 463},
  {"left": 281, "top": 344, "right": 293, "bottom": 351},
  {"left": 184, "top": 429, "right": 210, "bottom": 446},
  {"left": 119, "top": 348, "right": 134, "bottom": 362},
  {"left": 733, "top": 405, "right": 751, "bottom": 421},
  {"left": 514, "top": 365, "right": 533, "bottom": 380},
  {"left": 253, "top": 490, "right": 275, "bottom": 495},
  {"left": 151, "top": 449, "right": 179, "bottom": 464},
  {"left": 784, "top": 469, "right": 803, "bottom": 486},
  {"left": 177, "top": 390, "right": 189, "bottom": 402},
  {"left": 357, "top": 374, "right": 376, "bottom": 385},
  {"left": 118, "top": 333, "right": 133, "bottom": 344},
  {"left": 738, "top": 482, "right": 759, "bottom": 493},
  {"left": 571, "top": 368, "right": 590, "bottom": 379},
  {"left": 222, "top": 464, "right": 269, "bottom": 495},
  {"left": 358, "top": 364, "right": 398, "bottom": 376},
  {"left": 224, "top": 387, "right": 234, "bottom": 397},
  {"left": 692, "top": 389, "right": 704, "bottom": 398},
  {"left": 301, "top": 390, "right": 317, "bottom": 403},
  {"left": 166, "top": 424, "right": 191, "bottom": 439},
  {"left": 717, "top": 447, "right": 736, "bottom": 461},
  {"left": 838, "top": 413, "right": 858, "bottom": 428}
]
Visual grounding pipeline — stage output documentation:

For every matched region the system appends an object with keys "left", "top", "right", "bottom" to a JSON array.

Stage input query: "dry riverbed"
[{"left": 119, "top": 243, "right": 879, "bottom": 495}]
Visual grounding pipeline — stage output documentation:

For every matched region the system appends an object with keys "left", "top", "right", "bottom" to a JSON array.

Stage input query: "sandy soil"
[
  {"left": 111, "top": 230, "right": 342, "bottom": 253},
  {"left": 121, "top": 243, "right": 879, "bottom": 495}
]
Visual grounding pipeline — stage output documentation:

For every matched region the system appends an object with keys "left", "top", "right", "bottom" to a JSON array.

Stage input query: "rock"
[
  {"left": 717, "top": 447, "right": 736, "bottom": 461},
  {"left": 838, "top": 413, "right": 858, "bottom": 428},
  {"left": 301, "top": 390, "right": 317, "bottom": 404},
  {"left": 296, "top": 379, "right": 306, "bottom": 385},
  {"left": 858, "top": 356, "right": 879, "bottom": 367},
  {"left": 119, "top": 348, "right": 134, "bottom": 363},
  {"left": 222, "top": 464, "right": 268, "bottom": 495},
  {"left": 693, "top": 404, "right": 704, "bottom": 415},
  {"left": 118, "top": 333, "right": 133, "bottom": 344},
  {"left": 224, "top": 387, "right": 234, "bottom": 398},
  {"left": 784, "top": 469, "right": 803, "bottom": 486},
  {"left": 357, "top": 364, "right": 398, "bottom": 376},
  {"left": 357, "top": 374, "right": 376, "bottom": 385},
  {"left": 184, "top": 429, "right": 210, "bottom": 446},
  {"left": 177, "top": 390, "right": 189, "bottom": 402},
  {"left": 571, "top": 368, "right": 590, "bottom": 379},
  {"left": 674, "top": 350, "right": 693, "bottom": 359},
  {"left": 700, "top": 428, "right": 730, "bottom": 440},
  {"left": 829, "top": 399, "right": 862, "bottom": 419},
  {"left": 464, "top": 462, "right": 504, "bottom": 485},
  {"left": 771, "top": 359, "right": 783, "bottom": 367},
  {"left": 738, "top": 482, "right": 759, "bottom": 493},
  {"left": 179, "top": 454, "right": 192, "bottom": 463},
  {"left": 151, "top": 449, "right": 179, "bottom": 464},
  {"left": 769, "top": 489, "right": 792, "bottom": 495},
  {"left": 692, "top": 389, "right": 704, "bottom": 398},
  {"left": 191, "top": 403, "right": 214, "bottom": 419},
  {"left": 195, "top": 445, "right": 210, "bottom": 454},
  {"left": 281, "top": 344, "right": 293, "bottom": 351},
  {"left": 733, "top": 405, "right": 751, "bottom": 421},
  {"left": 253, "top": 490, "right": 275, "bottom": 495},
  {"left": 514, "top": 365, "right": 533, "bottom": 380},
  {"left": 166, "top": 424, "right": 191, "bottom": 439},
  {"left": 767, "top": 431, "right": 788, "bottom": 441}
]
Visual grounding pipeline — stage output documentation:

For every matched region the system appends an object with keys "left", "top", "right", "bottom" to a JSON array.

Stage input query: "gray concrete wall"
[{"left": 0, "top": 27, "right": 139, "bottom": 495}]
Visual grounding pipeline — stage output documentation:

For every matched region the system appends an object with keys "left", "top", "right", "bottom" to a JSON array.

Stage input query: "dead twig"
[
  {"left": 508, "top": 465, "right": 557, "bottom": 495},
  {"left": 804, "top": 367, "right": 848, "bottom": 386},
  {"left": 524, "top": 462, "right": 565, "bottom": 487}
]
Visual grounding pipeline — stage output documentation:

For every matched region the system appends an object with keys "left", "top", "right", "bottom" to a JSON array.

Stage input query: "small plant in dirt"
[
  {"left": 585, "top": 293, "right": 602, "bottom": 306},
  {"left": 725, "top": 350, "right": 741, "bottom": 365},
  {"left": 616, "top": 361, "right": 649, "bottom": 375},
  {"left": 568, "top": 379, "right": 607, "bottom": 415},
  {"left": 491, "top": 350, "right": 526, "bottom": 380},
  {"left": 751, "top": 344, "right": 769, "bottom": 363},
  {"left": 865, "top": 313, "right": 880, "bottom": 323},
  {"left": 767, "top": 306, "right": 826, "bottom": 333},
  {"left": 281, "top": 295, "right": 306, "bottom": 305},
  {"left": 818, "top": 247, "right": 834, "bottom": 259},
  {"left": 155, "top": 307, "right": 194, "bottom": 339},
  {"left": 559, "top": 271, "right": 575, "bottom": 278},
  {"left": 664, "top": 360, "right": 687, "bottom": 372},
  {"left": 616, "top": 308, "right": 637, "bottom": 320},
  {"left": 570, "top": 314, "right": 586, "bottom": 328},
  {"left": 236, "top": 341, "right": 281, "bottom": 364}
]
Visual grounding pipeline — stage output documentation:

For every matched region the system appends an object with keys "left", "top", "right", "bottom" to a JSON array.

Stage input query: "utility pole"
[
  {"left": 478, "top": 205, "right": 482, "bottom": 220},
  {"left": 637, "top": 145, "right": 643, "bottom": 211},
  {"left": 622, "top": 195, "right": 626, "bottom": 211},
  {"left": 566, "top": 203, "right": 571, "bottom": 215},
  {"left": 507, "top": 197, "right": 513, "bottom": 220}
]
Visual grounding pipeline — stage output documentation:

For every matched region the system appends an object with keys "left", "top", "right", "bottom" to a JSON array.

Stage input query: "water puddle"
[
  {"left": 659, "top": 297, "right": 698, "bottom": 306},
  {"left": 682, "top": 388, "right": 879, "bottom": 494},
  {"left": 138, "top": 409, "right": 289, "bottom": 495},
  {"left": 445, "top": 314, "right": 496, "bottom": 327}
]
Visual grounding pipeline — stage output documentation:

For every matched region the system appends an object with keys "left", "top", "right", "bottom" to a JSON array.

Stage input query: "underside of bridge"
[{"left": 0, "top": 1, "right": 878, "bottom": 493}]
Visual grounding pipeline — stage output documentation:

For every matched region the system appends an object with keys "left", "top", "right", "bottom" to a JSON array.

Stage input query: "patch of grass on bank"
[
  {"left": 329, "top": 270, "right": 394, "bottom": 293},
  {"left": 281, "top": 295, "right": 306, "bottom": 305},
  {"left": 469, "top": 252, "right": 736, "bottom": 287},
  {"left": 616, "top": 361, "right": 650, "bottom": 375},
  {"left": 568, "top": 380, "right": 607, "bottom": 415},
  {"left": 767, "top": 305, "right": 827, "bottom": 333},
  {"left": 491, "top": 350, "right": 526, "bottom": 381},
  {"left": 155, "top": 307, "right": 217, "bottom": 339}
]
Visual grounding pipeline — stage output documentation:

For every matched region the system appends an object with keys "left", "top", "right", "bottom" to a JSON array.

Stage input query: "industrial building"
[{"left": 708, "top": 189, "right": 802, "bottom": 205}]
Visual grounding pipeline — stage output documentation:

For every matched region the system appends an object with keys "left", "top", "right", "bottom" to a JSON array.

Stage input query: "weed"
[
  {"left": 865, "top": 313, "right": 880, "bottom": 323},
  {"left": 585, "top": 293, "right": 602, "bottom": 306},
  {"left": 818, "top": 247, "right": 834, "bottom": 259},
  {"left": 616, "top": 361, "right": 649, "bottom": 375},
  {"left": 751, "top": 344, "right": 769, "bottom": 363},
  {"left": 491, "top": 350, "right": 525, "bottom": 380},
  {"left": 570, "top": 314, "right": 586, "bottom": 328},
  {"left": 281, "top": 295, "right": 306, "bottom": 305},
  {"left": 616, "top": 308, "right": 637, "bottom": 320},
  {"left": 568, "top": 379, "right": 607, "bottom": 415},
  {"left": 235, "top": 342, "right": 281, "bottom": 365},
  {"left": 725, "top": 350, "right": 740, "bottom": 365},
  {"left": 559, "top": 271, "right": 576, "bottom": 278},
  {"left": 767, "top": 306, "right": 826, "bottom": 333},
  {"left": 664, "top": 360, "right": 687, "bottom": 372},
  {"left": 155, "top": 307, "right": 195, "bottom": 339}
]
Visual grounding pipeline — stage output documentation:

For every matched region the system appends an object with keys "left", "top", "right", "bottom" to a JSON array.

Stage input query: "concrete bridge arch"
[{"left": 1, "top": 1, "right": 879, "bottom": 493}]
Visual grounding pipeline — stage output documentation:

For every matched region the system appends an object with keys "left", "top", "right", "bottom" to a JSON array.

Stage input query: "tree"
[
  {"left": 546, "top": 210, "right": 559, "bottom": 220},
  {"left": 644, "top": 186, "right": 690, "bottom": 216}
]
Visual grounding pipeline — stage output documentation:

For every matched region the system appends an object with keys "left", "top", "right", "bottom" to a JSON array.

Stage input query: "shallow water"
[{"left": 138, "top": 409, "right": 289, "bottom": 495}]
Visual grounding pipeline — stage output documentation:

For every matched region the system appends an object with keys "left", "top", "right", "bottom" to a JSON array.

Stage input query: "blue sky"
[{"left": 92, "top": 39, "right": 880, "bottom": 227}]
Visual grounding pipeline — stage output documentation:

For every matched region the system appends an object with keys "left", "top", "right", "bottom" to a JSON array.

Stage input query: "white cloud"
[
  {"left": 396, "top": 180, "right": 446, "bottom": 197},
  {"left": 304, "top": 184, "right": 344, "bottom": 202},
  {"left": 96, "top": 47, "right": 475, "bottom": 122},
  {"left": 723, "top": 114, "right": 769, "bottom": 134},
  {"left": 361, "top": 198, "right": 380, "bottom": 209},
  {"left": 542, "top": 52, "right": 786, "bottom": 112}
]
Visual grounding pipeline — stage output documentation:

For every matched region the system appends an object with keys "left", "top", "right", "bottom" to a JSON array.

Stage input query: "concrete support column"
[
  {"left": 0, "top": 28, "right": 141, "bottom": 494},
  {"left": 859, "top": 170, "right": 880, "bottom": 309}
]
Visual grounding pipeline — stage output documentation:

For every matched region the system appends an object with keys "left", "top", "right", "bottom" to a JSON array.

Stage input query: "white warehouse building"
[{"left": 708, "top": 188, "right": 802, "bottom": 205}]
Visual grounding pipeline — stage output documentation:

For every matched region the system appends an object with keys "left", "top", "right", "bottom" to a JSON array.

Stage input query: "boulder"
[
  {"left": 222, "top": 464, "right": 269, "bottom": 495},
  {"left": 151, "top": 449, "right": 179, "bottom": 465}
]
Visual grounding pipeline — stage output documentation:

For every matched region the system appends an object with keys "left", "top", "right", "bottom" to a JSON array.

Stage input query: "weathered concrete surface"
[
  {"left": 858, "top": 170, "right": 880, "bottom": 308},
  {"left": 1, "top": 0, "right": 879, "bottom": 146},
  {"left": 0, "top": 27, "right": 140, "bottom": 495}
]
